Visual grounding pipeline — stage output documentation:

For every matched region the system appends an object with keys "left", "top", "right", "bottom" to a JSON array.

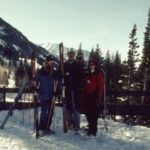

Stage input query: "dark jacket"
[
  {"left": 36, "top": 67, "right": 61, "bottom": 101},
  {"left": 64, "top": 60, "right": 83, "bottom": 90}
]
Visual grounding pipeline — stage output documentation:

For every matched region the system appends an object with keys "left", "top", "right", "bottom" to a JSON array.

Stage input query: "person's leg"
[
  {"left": 66, "top": 90, "right": 74, "bottom": 129},
  {"left": 90, "top": 108, "right": 97, "bottom": 136},
  {"left": 86, "top": 94, "right": 98, "bottom": 136},
  {"left": 46, "top": 100, "right": 54, "bottom": 130},
  {"left": 84, "top": 94, "right": 92, "bottom": 135},
  {"left": 89, "top": 96, "right": 98, "bottom": 136},
  {"left": 39, "top": 100, "right": 49, "bottom": 131}
]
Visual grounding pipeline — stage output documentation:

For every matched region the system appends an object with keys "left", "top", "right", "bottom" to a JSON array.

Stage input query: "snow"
[
  {"left": 0, "top": 26, "right": 7, "bottom": 36},
  {"left": 1, "top": 77, "right": 150, "bottom": 150},
  {"left": 12, "top": 44, "right": 21, "bottom": 52},
  {"left": 0, "top": 107, "right": 150, "bottom": 150},
  {"left": 0, "top": 39, "right": 7, "bottom": 47}
]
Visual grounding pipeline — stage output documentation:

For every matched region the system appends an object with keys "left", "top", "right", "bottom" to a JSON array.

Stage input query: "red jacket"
[{"left": 84, "top": 71, "right": 104, "bottom": 97}]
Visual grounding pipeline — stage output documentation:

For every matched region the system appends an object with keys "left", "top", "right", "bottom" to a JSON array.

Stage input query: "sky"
[{"left": 0, "top": 0, "right": 149, "bottom": 59}]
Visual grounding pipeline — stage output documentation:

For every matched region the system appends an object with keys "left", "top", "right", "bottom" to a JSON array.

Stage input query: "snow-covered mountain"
[
  {"left": 0, "top": 17, "right": 89, "bottom": 65},
  {"left": 0, "top": 17, "right": 49, "bottom": 64},
  {"left": 41, "top": 42, "right": 90, "bottom": 60}
]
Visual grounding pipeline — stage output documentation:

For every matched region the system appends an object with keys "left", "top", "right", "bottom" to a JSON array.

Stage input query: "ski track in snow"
[{"left": 0, "top": 107, "right": 150, "bottom": 150}]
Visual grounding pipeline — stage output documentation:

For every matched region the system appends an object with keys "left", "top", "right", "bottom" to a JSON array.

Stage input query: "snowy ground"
[
  {"left": 1, "top": 107, "right": 150, "bottom": 150},
  {"left": 1, "top": 78, "right": 150, "bottom": 150}
]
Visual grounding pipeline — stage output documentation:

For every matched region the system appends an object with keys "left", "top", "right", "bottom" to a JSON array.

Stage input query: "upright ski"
[
  {"left": 101, "top": 69, "right": 108, "bottom": 130},
  {"left": 31, "top": 51, "right": 39, "bottom": 139},
  {"left": 59, "top": 42, "right": 68, "bottom": 133},
  {"left": 46, "top": 80, "right": 58, "bottom": 130}
]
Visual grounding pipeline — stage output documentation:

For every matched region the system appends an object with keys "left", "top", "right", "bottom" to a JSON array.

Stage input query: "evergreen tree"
[
  {"left": 104, "top": 50, "right": 113, "bottom": 91},
  {"left": 88, "top": 44, "right": 104, "bottom": 68},
  {"left": 141, "top": 8, "right": 150, "bottom": 91},
  {"left": 76, "top": 43, "right": 85, "bottom": 66},
  {"left": 15, "top": 59, "right": 25, "bottom": 86},
  {"left": 88, "top": 47, "right": 95, "bottom": 61},
  {"left": 95, "top": 44, "right": 104, "bottom": 67},
  {"left": 76, "top": 43, "right": 86, "bottom": 89},
  {"left": 127, "top": 24, "right": 139, "bottom": 90},
  {"left": 121, "top": 59, "right": 129, "bottom": 90},
  {"left": 111, "top": 51, "right": 122, "bottom": 90}
]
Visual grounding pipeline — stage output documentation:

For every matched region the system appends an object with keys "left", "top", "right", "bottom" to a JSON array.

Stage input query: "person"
[
  {"left": 33, "top": 55, "right": 61, "bottom": 136},
  {"left": 83, "top": 60, "right": 104, "bottom": 136},
  {"left": 64, "top": 49, "right": 84, "bottom": 132}
]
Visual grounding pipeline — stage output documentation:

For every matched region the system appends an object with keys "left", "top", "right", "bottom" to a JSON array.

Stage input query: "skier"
[
  {"left": 83, "top": 60, "right": 104, "bottom": 136},
  {"left": 32, "top": 55, "right": 62, "bottom": 136},
  {"left": 64, "top": 49, "right": 84, "bottom": 132}
]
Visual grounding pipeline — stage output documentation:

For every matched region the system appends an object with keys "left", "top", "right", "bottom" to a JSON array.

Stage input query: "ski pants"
[
  {"left": 84, "top": 93, "right": 98, "bottom": 136},
  {"left": 39, "top": 99, "right": 54, "bottom": 131},
  {"left": 65, "top": 88, "right": 80, "bottom": 130}
]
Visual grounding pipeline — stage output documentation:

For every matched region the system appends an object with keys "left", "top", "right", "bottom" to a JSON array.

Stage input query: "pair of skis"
[
  {"left": 59, "top": 43, "right": 68, "bottom": 133},
  {"left": 46, "top": 80, "right": 58, "bottom": 131},
  {"left": 31, "top": 51, "right": 39, "bottom": 139}
]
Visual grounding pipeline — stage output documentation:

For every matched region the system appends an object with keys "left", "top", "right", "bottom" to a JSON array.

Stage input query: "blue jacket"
[{"left": 36, "top": 67, "right": 61, "bottom": 101}]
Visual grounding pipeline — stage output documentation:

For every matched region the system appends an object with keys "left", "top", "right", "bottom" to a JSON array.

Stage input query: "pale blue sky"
[{"left": 0, "top": 0, "right": 149, "bottom": 59}]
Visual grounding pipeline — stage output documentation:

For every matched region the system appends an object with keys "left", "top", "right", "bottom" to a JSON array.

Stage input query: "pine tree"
[
  {"left": 111, "top": 51, "right": 122, "bottom": 90},
  {"left": 127, "top": 24, "right": 139, "bottom": 90},
  {"left": 141, "top": 8, "right": 150, "bottom": 91},
  {"left": 15, "top": 59, "right": 25, "bottom": 86},
  {"left": 88, "top": 47, "right": 95, "bottom": 61},
  {"left": 104, "top": 50, "right": 113, "bottom": 91},
  {"left": 76, "top": 43, "right": 86, "bottom": 68},
  {"left": 95, "top": 44, "right": 104, "bottom": 67},
  {"left": 76, "top": 43, "right": 85, "bottom": 67},
  {"left": 88, "top": 44, "right": 104, "bottom": 68}
]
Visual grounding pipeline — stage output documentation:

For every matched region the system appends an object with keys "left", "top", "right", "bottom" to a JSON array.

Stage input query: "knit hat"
[{"left": 46, "top": 55, "right": 54, "bottom": 61}]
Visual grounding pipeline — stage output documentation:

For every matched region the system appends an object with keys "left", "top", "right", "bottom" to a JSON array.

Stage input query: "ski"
[
  {"left": 59, "top": 42, "right": 68, "bottom": 133},
  {"left": 46, "top": 80, "right": 58, "bottom": 130},
  {"left": 0, "top": 76, "right": 29, "bottom": 129},
  {"left": 31, "top": 51, "right": 39, "bottom": 139},
  {"left": 101, "top": 69, "right": 108, "bottom": 131}
]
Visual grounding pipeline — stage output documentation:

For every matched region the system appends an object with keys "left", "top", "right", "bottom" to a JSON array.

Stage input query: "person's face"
[
  {"left": 68, "top": 53, "right": 75, "bottom": 61},
  {"left": 89, "top": 63, "right": 96, "bottom": 70},
  {"left": 46, "top": 60, "right": 53, "bottom": 67}
]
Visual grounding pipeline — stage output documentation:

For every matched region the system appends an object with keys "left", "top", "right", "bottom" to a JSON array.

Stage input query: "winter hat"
[
  {"left": 88, "top": 59, "right": 99, "bottom": 72},
  {"left": 46, "top": 55, "right": 54, "bottom": 61},
  {"left": 88, "top": 59, "right": 98, "bottom": 66}
]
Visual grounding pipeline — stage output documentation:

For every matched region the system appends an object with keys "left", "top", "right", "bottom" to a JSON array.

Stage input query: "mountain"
[
  {"left": 0, "top": 17, "right": 89, "bottom": 66},
  {"left": 41, "top": 42, "right": 90, "bottom": 60},
  {"left": 0, "top": 17, "right": 49, "bottom": 65}
]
